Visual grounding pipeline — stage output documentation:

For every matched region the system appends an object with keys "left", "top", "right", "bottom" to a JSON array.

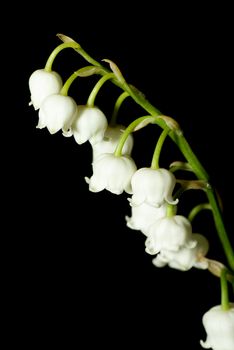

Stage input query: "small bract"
[{"left": 29, "top": 69, "right": 63, "bottom": 110}]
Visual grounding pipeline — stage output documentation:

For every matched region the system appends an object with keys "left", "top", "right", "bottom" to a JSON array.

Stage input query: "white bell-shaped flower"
[
  {"left": 85, "top": 153, "right": 137, "bottom": 195},
  {"left": 145, "top": 215, "right": 196, "bottom": 255},
  {"left": 130, "top": 167, "right": 178, "bottom": 207},
  {"left": 69, "top": 106, "right": 108, "bottom": 145},
  {"left": 200, "top": 304, "right": 234, "bottom": 350},
  {"left": 92, "top": 125, "right": 134, "bottom": 161},
  {"left": 152, "top": 233, "right": 209, "bottom": 270},
  {"left": 37, "top": 94, "right": 77, "bottom": 134},
  {"left": 29, "top": 69, "right": 63, "bottom": 110},
  {"left": 125, "top": 202, "right": 167, "bottom": 235}
]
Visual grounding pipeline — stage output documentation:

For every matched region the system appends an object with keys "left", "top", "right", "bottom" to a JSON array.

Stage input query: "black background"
[{"left": 8, "top": 2, "right": 233, "bottom": 349}]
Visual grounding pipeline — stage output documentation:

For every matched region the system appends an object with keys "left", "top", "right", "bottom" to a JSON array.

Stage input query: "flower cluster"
[{"left": 29, "top": 34, "right": 234, "bottom": 349}]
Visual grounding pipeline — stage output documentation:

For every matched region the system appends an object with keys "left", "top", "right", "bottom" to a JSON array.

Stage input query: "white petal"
[
  {"left": 125, "top": 202, "right": 167, "bottom": 235},
  {"left": 29, "top": 69, "right": 63, "bottom": 109},
  {"left": 200, "top": 339, "right": 211, "bottom": 349},
  {"left": 201, "top": 304, "right": 234, "bottom": 350},
  {"left": 39, "top": 94, "right": 77, "bottom": 134},
  {"left": 87, "top": 154, "right": 136, "bottom": 195},
  {"left": 84, "top": 177, "right": 90, "bottom": 184},
  {"left": 152, "top": 255, "right": 168, "bottom": 267},
  {"left": 145, "top": 215, "right": 193, "bottom": 253},
  {"left": 71, "top": 106, "right": 108, "bottom": 145},
  {"left": 131, "top": 167, "right": 177, "bottom": 207},
  {"left": 62, "top": 128, "right": 73, "bottom": 137},
  {"left": 36, "top": 120, "right": 46, "bottom": 129}
]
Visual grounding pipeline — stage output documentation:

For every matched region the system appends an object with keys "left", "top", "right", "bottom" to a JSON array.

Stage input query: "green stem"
[
  {"left": 60, "top": 72, "right": 79, "bottom": 96},
  {"left": 151, "top": 127, "right": 170, "bottom": 170},
  {"left": 68, "top": 39, "right": 234, "bottom": 270},
  {"left": 44, "top": 42, "right": 80, "bottom": 72},
  {"left": 87, "top": 73, "right": 115, "bottom": 107},
  {"left": 110, "top": 91, "right": 130, "bottom": 126},
  {"left": 63, "top": 38, "right": 162, "bottom": 114},
  {"left": 221, "top": 269, "right": 230, "bottom": 310},
  {"left": 167, "top": 204, "right": 176, "bottom": 217},
  {"left": 207, "top": 189, "right": 234, "bottom": 271},
  {"left": 59, "top": 66, "right": 94, "bottom": 96},
  {"left": 114, "top": 116, "right": 153, "bottom": 156},
  {"left": 74, "top": 47, "right": 102, "bottom": 68},
  {"left": 170, "top": 133, "right": 209, "bottom": 180},
  {"left": 188, "top": 203, "right": 212, "bottom": 222}
]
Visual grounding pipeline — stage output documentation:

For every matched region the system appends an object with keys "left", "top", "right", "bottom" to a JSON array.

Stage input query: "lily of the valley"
[
  {"left": 125, "top": 202, "right": 168, "bottom": 235},
  {"left": 145, "top": 215, "right": 196, "bottom": 255},
  {"left": 29, "top": 69, "right": 63, "bottom": 110},
  {"left": 130, "top": 167, "right": 178, "bottom": 207},
  {"left": 92, "top": 125, "right": 134, "bottom": 161},
  {"left": 37, "top": 94, "right": 77, "bottom": 134},
  {"left": 200, "top": 304, "right": 234, "bottom": 350},
  {"left": 85, "top": 153, "right": 137, "bottom": 194},
  {"left": 152, "top": 233, "right": 209, "bottom": 270},
  {"left": 68, "top": 106, "right": 108, "bottom": 145}
]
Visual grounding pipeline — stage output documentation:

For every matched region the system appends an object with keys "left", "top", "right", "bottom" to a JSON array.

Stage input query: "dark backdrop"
[{"left": 8, "top": 3, "right": 233, "bottom": 349}]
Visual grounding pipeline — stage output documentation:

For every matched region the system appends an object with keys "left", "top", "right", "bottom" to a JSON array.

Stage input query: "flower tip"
[
  {"left": 62, "top": 129, "right": 73, "bottom": 138},
  {"left": 36, "top": 121, "right": 44, "bottom": 129},
  {"left": 145, "top": 246, "right": 157, "bottom": 255},
  {"left": 29, "top": 100, "right": 39, "bottom": 110},
  {"left": 166, "top": 197, "right": 179, "bottom": 206},
  {"left": 200, "top": 339, "right": 210, "bottom": 349},
  {"left": 47, "top": 127, "right": 58, "bottom": 135},
  {"left": 125, "top": 215, "right": 130, "bottom": 222},
  {"left": 74, "top": 136, "right": 85, "bottom": 145},
  {"left": 145, "top": 239, "right": 159, "bottom": 255},
  {"left": 89, "top": 185, "right": 101, "bottom": 193},
  {"left": 84, "top": 177, "right": 90, "bottom": 184}
]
